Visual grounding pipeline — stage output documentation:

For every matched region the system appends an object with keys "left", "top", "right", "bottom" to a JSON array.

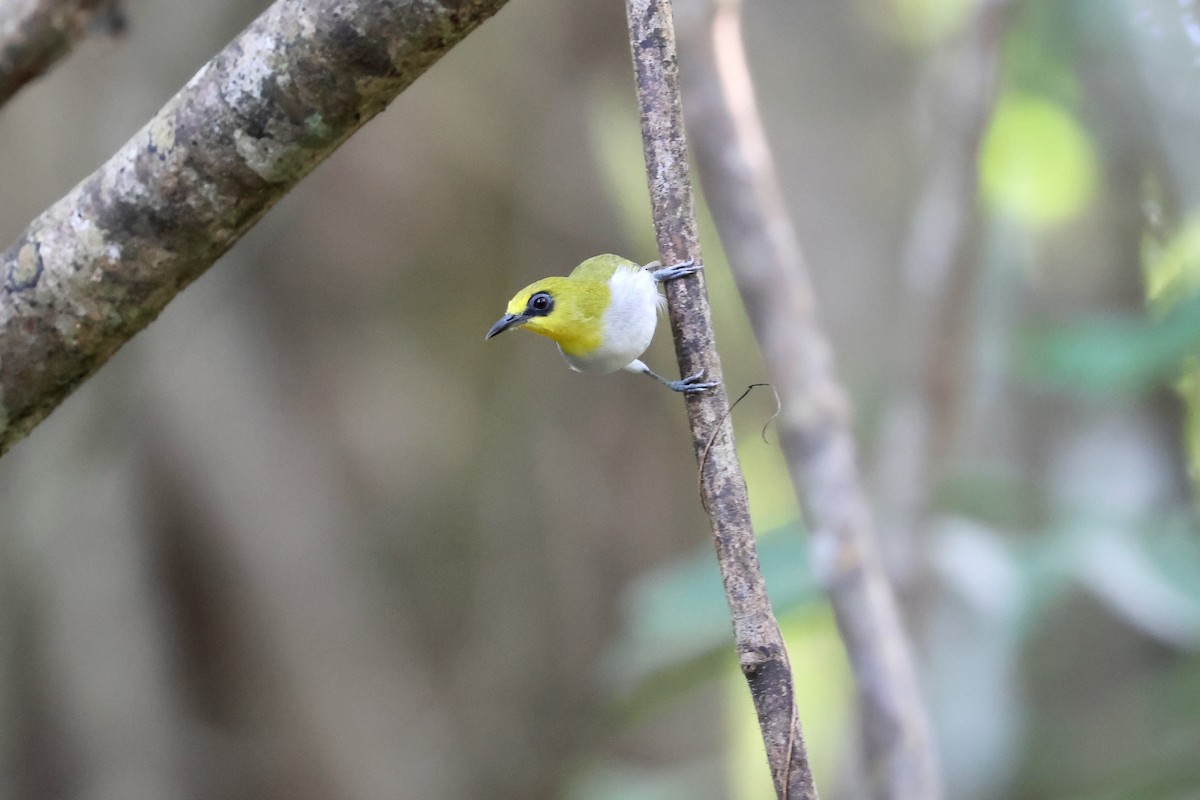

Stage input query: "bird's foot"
[
  {"left": 665, "top": 369, "right": 719, "bottom": 393},
  {"left": 651, "top": 257, "right": 702, "bottom": 282}
]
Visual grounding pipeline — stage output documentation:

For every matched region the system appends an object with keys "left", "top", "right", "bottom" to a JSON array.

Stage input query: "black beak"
[{"left": 485, "top": 313, "right": 527, "bottom": 340}]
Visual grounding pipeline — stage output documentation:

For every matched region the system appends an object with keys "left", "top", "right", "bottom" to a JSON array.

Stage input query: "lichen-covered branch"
[
  {"left": 0, "top": 0, "right": 123, "bottom": 108},
  {"left": 624, "top": 1, "right": 816, "bottom": 798},
  {"left": 0, "top": 0, "right": 507, "bottom": 455},
  {"left": 679, "top": 1, "right": 941, "bottom": 798}
]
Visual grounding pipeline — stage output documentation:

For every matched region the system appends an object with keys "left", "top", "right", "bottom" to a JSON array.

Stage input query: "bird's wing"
[{"left": 568, "top": 254, "right": 638, "bottom": 281}]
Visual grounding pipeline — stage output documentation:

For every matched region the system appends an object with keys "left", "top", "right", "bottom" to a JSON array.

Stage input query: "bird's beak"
[{"left": 485, "top": 313, "right": 527, "bottom": 340}]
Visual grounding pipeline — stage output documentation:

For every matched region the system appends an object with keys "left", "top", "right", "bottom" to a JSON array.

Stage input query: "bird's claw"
[
  {"left": 652, "top": 257, "right": 703, "bottom": 282},
  {"left": 666, "top": 369, "right": 719, "bottom": 394}
]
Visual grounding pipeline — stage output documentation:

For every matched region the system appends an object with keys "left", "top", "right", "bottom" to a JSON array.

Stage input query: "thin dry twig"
[
  {"left": 624, "top": 1, "right": 816, "bottom": 798},
  {"left": 680, "top": 0, "right": 941, "bottom": 797},
  {"left": 0, "top": 0, "right": 122, "bottom": 108},
  {"left": 696, "top": 382, "right": 776, "bottom": 510},
  {"left": 0, "top": 0, "right": 508, "bottom": 456}
]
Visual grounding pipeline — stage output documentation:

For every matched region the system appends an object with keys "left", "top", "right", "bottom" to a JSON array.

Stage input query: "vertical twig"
[
  {"left": 624, "top": 1, "right": 816, "bottom": 798},
  {"left": 681, "top": 1, "right": 942, "bottom": 798}
]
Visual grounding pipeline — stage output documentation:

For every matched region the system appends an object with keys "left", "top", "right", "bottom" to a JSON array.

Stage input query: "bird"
[{"left": 485, "top": 254, "right": 718, "bottom": 393}]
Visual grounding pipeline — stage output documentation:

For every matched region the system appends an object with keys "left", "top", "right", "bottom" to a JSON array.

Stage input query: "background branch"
[
  {"left": 0, "top": 0, "right": 507, "bottom": 455},
  {"left": 872, "top": 0, "right": 1011, "bottom": 592},
  {"left": 681, "top": 0, "right": 941, "bottom": 797},
  {"left": 624, "top": 1, "right": 816, "bottom": 797},
  {"left": 0, "top": 0, "right": 122, "bottom": 108}
]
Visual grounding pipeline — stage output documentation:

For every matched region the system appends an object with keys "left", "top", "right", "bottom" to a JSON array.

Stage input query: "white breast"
[{"left": 561, "top": 265, "right": 662, "bottom": 373}]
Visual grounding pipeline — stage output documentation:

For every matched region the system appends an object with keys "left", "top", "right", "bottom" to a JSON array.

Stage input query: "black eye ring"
[{"left": 528, "top": 292, "right": 553, "bottom": 315}]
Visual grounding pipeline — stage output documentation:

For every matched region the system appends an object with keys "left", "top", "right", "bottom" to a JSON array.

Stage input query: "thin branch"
[
  {"left": 0, "top": 0, "right": 122, "bottom": 108},
  {"left": 0, "top": 0, "right": 508, "bottom": 456},
  {"left": 624, "top": 1, "right": 816, "bottom": 798},
  {"left": 681, "top": 1, "right": 941, "bottom": 798}
]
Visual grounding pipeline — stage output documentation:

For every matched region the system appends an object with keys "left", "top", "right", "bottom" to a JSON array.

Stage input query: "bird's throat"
[{"left": 526, "top": 320, "right": 602, "bottom": 358}]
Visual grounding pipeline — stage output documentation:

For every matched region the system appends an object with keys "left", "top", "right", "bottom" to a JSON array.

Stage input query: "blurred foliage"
[
  {"left": 1020, "top": 292, "right": 1200, "bottom": 395},
  {"left": 879, "top": 0, "right": 974, "bottom": 46},
  {"left": 979, "top": 92, "right": 1099, "bottom": 228},
  {"left": 1143, "top": 212, "right": 1200, "bottom": 307},
  {"left": 1143, "top": 212, "right": 1200, "bottom": 505},
  {"left": 1001, "top": 3, "right": 1087, "bottom": 102}
]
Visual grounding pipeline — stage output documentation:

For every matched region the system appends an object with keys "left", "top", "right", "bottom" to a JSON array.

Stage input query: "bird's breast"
[{"left": 560, "top": 267, "right": 659, "bottom": 373}]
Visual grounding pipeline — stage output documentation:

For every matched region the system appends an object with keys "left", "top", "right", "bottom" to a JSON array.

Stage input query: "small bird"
[{"left": 485, "top": 254, "right": 718, "bottom": 393}]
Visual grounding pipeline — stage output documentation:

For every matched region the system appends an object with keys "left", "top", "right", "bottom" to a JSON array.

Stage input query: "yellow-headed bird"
[{"left": 485, "top": 254, "right": 717, "bottom": 393}]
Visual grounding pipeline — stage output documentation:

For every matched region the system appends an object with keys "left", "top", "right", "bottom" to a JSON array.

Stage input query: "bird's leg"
[
  {"left": 624, "top": 359, "right": 719, "bottom": 393},
  {"left": 648, "top": 257, "right": 702, "bottom": 282}
]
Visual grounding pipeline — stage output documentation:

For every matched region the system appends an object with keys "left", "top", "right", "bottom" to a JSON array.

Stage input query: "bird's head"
[{"left": 485, "top": 276, "right": 609, "bottom": 356}]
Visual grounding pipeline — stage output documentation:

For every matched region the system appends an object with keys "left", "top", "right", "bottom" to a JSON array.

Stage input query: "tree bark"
[
  {"left": 625, "top": 1, "right": 816, "bottom": 798},
  {"left": 0, "top": 0, "right": 507, "bottom": 455}
]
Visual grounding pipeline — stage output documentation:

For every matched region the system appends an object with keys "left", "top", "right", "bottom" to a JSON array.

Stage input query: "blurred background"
[{"left": 1, "top": 0, "right": 1199, "bottom": 798}]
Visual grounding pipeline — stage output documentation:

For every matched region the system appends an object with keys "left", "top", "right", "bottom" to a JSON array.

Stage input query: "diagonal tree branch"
[
  {"left": 624, "top": 1, "right": 816, "bottom": 798},
  {"left": 680, "top": 1, "right": 941, "bottom": 798},
  {"left": 0, "top": 0, "right": 123, "bottom": 108},
  {"left": 0, "top": 0, "right": 508, "bottom": 456}
]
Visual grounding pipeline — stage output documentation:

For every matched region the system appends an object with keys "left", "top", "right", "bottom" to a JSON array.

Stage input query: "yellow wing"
[{"left": 568, "top": 254, "right": 641, "bottom": 282}]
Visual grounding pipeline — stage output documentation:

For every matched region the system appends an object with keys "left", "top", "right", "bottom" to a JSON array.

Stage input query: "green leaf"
[{"left": 1021, "top": 293, "right": 1200, "bottom": 394}]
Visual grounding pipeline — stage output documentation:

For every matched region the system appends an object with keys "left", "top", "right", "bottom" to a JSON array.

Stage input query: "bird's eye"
[{"left": 529, "top": 292, "right": 553, "bottom": 314}]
